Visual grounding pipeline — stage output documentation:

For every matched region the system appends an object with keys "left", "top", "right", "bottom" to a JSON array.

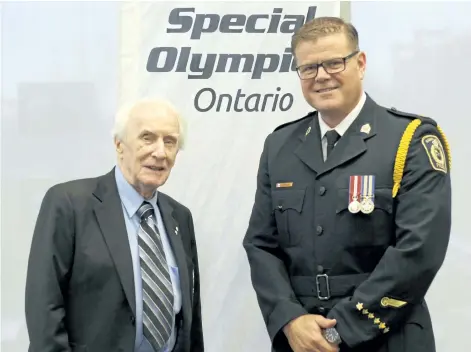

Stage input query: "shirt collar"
[
  {"left": 318, "top": 91, "right": 367, "bottom": 139},
  {"left": 114, "top": 166, "right": 158, "bottom": 219}
]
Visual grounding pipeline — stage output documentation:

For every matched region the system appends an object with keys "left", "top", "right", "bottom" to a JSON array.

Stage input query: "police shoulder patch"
[
  {"left": 273, "top": 111, "right": 315, "bottom": 132},
  {"left": 422, "top": 134, "right": 447, "bottom": 173}
]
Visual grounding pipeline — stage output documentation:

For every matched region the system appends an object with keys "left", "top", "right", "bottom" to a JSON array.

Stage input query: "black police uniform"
[{"left": 243, "top": 94, "right": 452, "bottom": 352}]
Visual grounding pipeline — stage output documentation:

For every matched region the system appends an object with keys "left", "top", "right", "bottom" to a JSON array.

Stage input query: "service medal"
[
  {"left": 360, "top": 198, "right": 375, "bottom": 214},
  {"left": 360, "top": 175, "right": 376, "bottom": 214},
  {"left": 348, "top": 175, "right": 361, "bottom": 214},
  {"left": 348, "top": 200, "right": 361, "bottom": 213}
]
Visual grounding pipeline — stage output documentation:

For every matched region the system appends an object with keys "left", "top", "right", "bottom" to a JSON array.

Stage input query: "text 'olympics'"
[{"left": 146, "top": 6, "right": 317, "bottom": 112}]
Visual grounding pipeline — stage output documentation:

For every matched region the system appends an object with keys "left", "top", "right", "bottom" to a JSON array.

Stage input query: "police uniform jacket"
[{"left": 243, "top": 94, "right": 452, "bottom": 352}]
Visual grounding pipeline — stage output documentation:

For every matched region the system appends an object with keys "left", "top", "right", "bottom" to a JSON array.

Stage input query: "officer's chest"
[{"left": 269, "top": 135, "right": 397, "bottom": 272}]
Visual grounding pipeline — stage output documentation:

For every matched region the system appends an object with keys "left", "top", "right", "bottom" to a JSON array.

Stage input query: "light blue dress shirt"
[{"left": 115, "top": 167, "right": 182, "bottom": 352}]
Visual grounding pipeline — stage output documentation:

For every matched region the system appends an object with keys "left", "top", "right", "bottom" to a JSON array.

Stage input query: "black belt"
[{"left": 291, "top": 273, "right": 370, "bottom": 300}]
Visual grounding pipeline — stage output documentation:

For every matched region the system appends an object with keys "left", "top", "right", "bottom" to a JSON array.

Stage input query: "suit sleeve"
[
  {"left": 188, "top": 211, "right": 204, "bottom": 351},
  {"left": 327, "top": 123, "right": 452, "bottom": 347},
  {"left": 243, "top": 136, "right": 308, "bottom": 345},
  {"left": 25, "top": 186, "right": 74, "bottom": 352}
]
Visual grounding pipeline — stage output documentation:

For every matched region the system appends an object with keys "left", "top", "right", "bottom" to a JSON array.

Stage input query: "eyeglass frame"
[{"left": 296, "top": 50, "right": 360, "bottom": 80}]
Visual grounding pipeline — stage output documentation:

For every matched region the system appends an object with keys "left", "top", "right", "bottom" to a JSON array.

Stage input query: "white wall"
[
  {"left": 1, "top": 2, "right": 120, "bottom": 351},
  {"left": 351, "top": 2, "right": 471, "bottom": 350}
]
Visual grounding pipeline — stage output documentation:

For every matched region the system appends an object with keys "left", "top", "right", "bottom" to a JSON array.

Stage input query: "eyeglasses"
[{"left": 296, "top": 51, "right": 360, "bottom": 80}]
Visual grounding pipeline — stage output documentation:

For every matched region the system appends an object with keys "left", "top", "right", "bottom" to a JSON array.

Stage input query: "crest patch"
[{"left": 421, "top": 135, "right": 447, "bottom": 173}]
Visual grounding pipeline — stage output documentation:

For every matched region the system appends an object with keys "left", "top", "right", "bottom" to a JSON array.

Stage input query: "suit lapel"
[
  {"left": 93, "top": 169, "right": 136, "bottom": 316},
  {"left": 294, "top": 113, "right": 325, "bottom": 174},
  {"left": 157, "top": 195, "right": 191, "bottom": 317}
]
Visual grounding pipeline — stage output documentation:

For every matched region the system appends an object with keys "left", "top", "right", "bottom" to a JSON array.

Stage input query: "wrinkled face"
[
  {"left": 115, "top": 104, "right": 180, "bottom": 198},
  {"left": 295, "top": 32, "right": 366, "bottom": 120}
]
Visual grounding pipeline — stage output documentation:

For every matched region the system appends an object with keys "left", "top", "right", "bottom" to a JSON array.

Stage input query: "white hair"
[{"left": 112, "top": 97, "right": 187, "bottom": 150}]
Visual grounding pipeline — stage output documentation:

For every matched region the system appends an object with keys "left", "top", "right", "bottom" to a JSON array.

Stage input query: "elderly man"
[
  {"left": 243, "top": 17, "right": 451, "bottom": 352},
  {"left": 25, "top": 98, "right": 204, "bottom": 352}
]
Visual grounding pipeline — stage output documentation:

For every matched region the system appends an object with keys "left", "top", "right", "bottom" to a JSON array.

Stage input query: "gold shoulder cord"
[
  {"left": 437, "top": 125, "right": 452, "bottom": 170},
  {"left": 392, "top": 119, "right": 452, "bottom": 198}
]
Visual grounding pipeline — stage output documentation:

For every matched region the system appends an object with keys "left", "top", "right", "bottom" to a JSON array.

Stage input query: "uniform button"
[
  {"left": 316, "top": 225, "right": 323, "bottom": 235},
  {"left": 319, "top": 186, "right": 326, "bottom": 196},
  {"left": 317, "top": 265, "right": 324, "bottom": 273},
  {"left": 318, "top": 307, "right": 326, "bottom": 313}
]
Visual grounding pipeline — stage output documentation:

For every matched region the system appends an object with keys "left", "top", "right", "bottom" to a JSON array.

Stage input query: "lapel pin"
[
  {"left": 175, "top": 226, "right": 179, "bottom": 235},
  {"left": 305, "top": 126, "right": 311, "bottom": 136},
  {"left": 360, "top": 123, "right": 371, "bottom": 135}
]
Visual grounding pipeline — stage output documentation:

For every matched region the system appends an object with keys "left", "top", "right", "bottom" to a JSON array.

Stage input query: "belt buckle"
[{"left": 316, "top": 274, "right": 331, "bottom": 300}]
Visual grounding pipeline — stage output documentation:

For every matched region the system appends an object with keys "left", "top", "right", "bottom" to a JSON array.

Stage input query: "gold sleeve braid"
[{"left": 392, "top": 119, "right": 451, "bottom": 198}]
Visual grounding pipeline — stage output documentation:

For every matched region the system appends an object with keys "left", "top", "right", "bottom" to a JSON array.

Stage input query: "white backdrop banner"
[{"left": 119, "top": 2, "right": 340, "bottom": 351}]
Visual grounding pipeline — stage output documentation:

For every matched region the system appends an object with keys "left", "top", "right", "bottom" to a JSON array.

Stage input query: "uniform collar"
[{"left": 318, "top": 91, "right": 367, "bottom": 138}]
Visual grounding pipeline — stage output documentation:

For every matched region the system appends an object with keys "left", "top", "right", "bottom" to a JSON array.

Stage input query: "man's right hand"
[{"left": 283, "top": 314, "right": 340, "bottom": 352}]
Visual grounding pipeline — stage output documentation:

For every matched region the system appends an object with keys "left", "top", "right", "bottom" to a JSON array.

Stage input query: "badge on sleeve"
[
  {"left": 380, "top": 297, "right": 408, "bottom": 308},
  {"left": 421, "top": 135, "right": 447, "bottom": 173}
]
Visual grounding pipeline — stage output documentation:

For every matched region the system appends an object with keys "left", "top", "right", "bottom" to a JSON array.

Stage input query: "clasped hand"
[{"left": 283, "top": 314, "right": 340, "bottom": 352}]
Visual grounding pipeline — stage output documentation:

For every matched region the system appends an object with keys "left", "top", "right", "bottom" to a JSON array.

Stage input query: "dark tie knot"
[
  {"left": 325, "top": 130, "right": 341, "bottom": 146},
  {"left": 137, "top": 201, "right": 154, "bottom": 221}
]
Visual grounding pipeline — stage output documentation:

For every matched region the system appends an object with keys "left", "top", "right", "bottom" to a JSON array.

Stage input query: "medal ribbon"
[
  {"left": 349, "top": 176, "right": 361, "bottom": 203},
  {"left": 361, "top": 175, "right": 375, "bottom": 202}
]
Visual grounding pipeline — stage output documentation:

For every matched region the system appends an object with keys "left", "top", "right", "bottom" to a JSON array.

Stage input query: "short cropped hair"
[
  {"left": 112, "top": 98, "right": 187, "bottom": 150},
  {"left": 291, "top": 16, "right": 359, "bottom": 54}
]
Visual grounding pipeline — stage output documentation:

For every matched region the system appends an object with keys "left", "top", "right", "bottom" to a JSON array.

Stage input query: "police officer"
[{"left": 243, "top": 16, "right": 451, "bottom": 352}]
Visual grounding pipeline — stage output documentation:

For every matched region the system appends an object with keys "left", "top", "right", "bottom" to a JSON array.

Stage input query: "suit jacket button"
[
  {"left": 130, "top": 316, "right": 135, "bottom": 325},
  {"left": 316, "top": 226, "right": 323, "bottom": 235},
  {"left": 319, "top": 186, "right": 326, "bottom": 196},
  {"left": 318, "top": 307, "right": 326, "bottom": 314},
  {"left": 317, "top": 265, "right": 324, "bottom": 273}
]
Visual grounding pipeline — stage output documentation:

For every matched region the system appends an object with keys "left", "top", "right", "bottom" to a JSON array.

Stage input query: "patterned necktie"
[
  {"left": 325, "top": 130, "right": 341, "bottom": 159},
  {"left": 137, "top": 202, "right": 174, "bottom": 351}
]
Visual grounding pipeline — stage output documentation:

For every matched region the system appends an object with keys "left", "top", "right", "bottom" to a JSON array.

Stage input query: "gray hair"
[{"left": 112, "top": 97, "right": 187, "bottom": 150}]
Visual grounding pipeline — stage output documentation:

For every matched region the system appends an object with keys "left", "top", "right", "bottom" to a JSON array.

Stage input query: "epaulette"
[
  {"left": 273, "top": 111, "right": 316, "bottom": 132},
  {"left": 386, "top": 107, "right": 437, "bottom": 126}
]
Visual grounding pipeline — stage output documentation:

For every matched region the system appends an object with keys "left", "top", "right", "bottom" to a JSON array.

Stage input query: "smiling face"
[
  {"left": 115, "top": 102, "right": 181, "bottom": 199},
  {"left": 295, "top": 32, "right": 366, "bottom": 125}
]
